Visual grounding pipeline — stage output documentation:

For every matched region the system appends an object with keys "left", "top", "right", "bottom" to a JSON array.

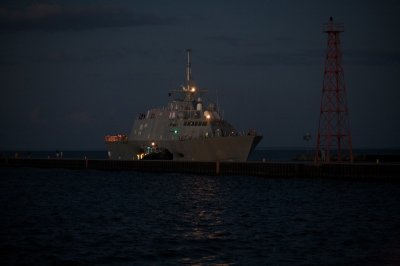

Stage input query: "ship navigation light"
[
  {"left": 170, "top": 128, "right": 179, "bottom": 134},
  {"left": 204, "top": 110, "right": 212, "bottom": 120}
]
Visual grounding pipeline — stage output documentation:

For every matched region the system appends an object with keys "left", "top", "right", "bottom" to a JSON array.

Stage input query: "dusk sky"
[{"left": 1, "top": 0, "right": 399, "bottom": 150}]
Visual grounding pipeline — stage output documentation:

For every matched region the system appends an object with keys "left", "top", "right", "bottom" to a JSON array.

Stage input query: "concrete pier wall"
[{"left": 0, "top": 158, "right": 399, "bottom": 179}]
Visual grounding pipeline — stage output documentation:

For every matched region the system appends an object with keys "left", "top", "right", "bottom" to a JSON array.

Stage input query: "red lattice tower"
[{"left": 315, "top": 17, "right": 353, "bottom": 162}]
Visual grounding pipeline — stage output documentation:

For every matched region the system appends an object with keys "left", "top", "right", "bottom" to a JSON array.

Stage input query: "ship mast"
[
  {"left": 184, "top": 48, "right": 196, "bottom": 101},
  {"left": 186, "top": 48, "right": 192, "bottom": 91}
]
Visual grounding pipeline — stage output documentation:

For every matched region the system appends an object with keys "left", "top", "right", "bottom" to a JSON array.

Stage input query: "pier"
[{"left": 1, "top": 158, "right": 399, "bottom": 179}]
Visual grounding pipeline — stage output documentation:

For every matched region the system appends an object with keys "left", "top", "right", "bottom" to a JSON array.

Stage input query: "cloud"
[
  {"left": 205, "top": 35, "right": 243, "bottom": 46},
  {"left": 206, "top": 34, "right": 275, "bottom": 49},
  {"left": 206, "top": 34, "right": 324, "bottom": 67},
  {"left": 218, "top": 50, "right": 323, "bottom": 67},
  {"left": 217, "top": 49, "right": 400, "bottom": 67},
  {"left": 29, "top": 107, "right": 45, "bottom": 124},
  {"left": 68, "top": 111, "right": 92, "bottom": 124},
  {"left": 344, "top": 50, "right": 400, "bottom": 66},
  {"left": 0, "top": 3, "right": 177, "bottom": 31}
]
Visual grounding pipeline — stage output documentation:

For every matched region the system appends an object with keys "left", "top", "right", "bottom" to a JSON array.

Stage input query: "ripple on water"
[{"left": 0, "top": 168, "right": 399, "bottom": 265}]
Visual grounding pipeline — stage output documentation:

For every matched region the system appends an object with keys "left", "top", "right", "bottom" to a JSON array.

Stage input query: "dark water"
[{"left": 0, "top": 168, "right": 400, "bottom": 265}]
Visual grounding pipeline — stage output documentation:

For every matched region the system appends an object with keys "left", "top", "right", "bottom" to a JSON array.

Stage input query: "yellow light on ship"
[
  {"left": 151, "top": 142, "right": 155, "bottom": 146},
  {"left": 206, "top": 114, "right": 211, "bottom": 120},
  {"left": 191, "top": 87, "right": 196, "bottom": 92}
]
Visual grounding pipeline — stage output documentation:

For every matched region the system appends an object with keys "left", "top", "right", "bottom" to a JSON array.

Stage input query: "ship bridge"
[{"left": 105, "top": 49, "right": 262, "bottom": 161}]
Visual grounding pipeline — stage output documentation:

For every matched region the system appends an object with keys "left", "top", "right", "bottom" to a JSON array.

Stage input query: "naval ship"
[{"left": 105, "top": 49, "right": 262, "bottom": 161}]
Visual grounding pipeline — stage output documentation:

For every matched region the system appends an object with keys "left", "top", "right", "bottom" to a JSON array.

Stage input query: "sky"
[{"left": 0, "top": 0, "right": 399, "bottom": 150}]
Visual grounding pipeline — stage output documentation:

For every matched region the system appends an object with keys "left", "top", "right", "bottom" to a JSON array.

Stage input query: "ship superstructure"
[{"left": 105, "top": 49, "right": 262, "bottom": 161}]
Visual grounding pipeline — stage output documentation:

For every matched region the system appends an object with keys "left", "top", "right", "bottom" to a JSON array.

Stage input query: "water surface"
[{"left": 0, "top": 168, "right": 399, "bottom": 265}]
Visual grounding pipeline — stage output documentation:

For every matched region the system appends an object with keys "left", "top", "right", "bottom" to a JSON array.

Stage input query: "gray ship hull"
[
  {"left": 105, "top": 50, "right": 263, "bottom": 162},
  {"left": 106, "top": 135, "right": 262, "bottom": 162}
]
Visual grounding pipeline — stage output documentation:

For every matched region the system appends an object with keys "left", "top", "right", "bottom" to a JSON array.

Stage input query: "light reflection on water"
[
  {"left": 176, "top": 175, "right": 231, "bottom": 264},
  {"left": 0, "top": 168, "right": 400, "bottom": 265}
]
